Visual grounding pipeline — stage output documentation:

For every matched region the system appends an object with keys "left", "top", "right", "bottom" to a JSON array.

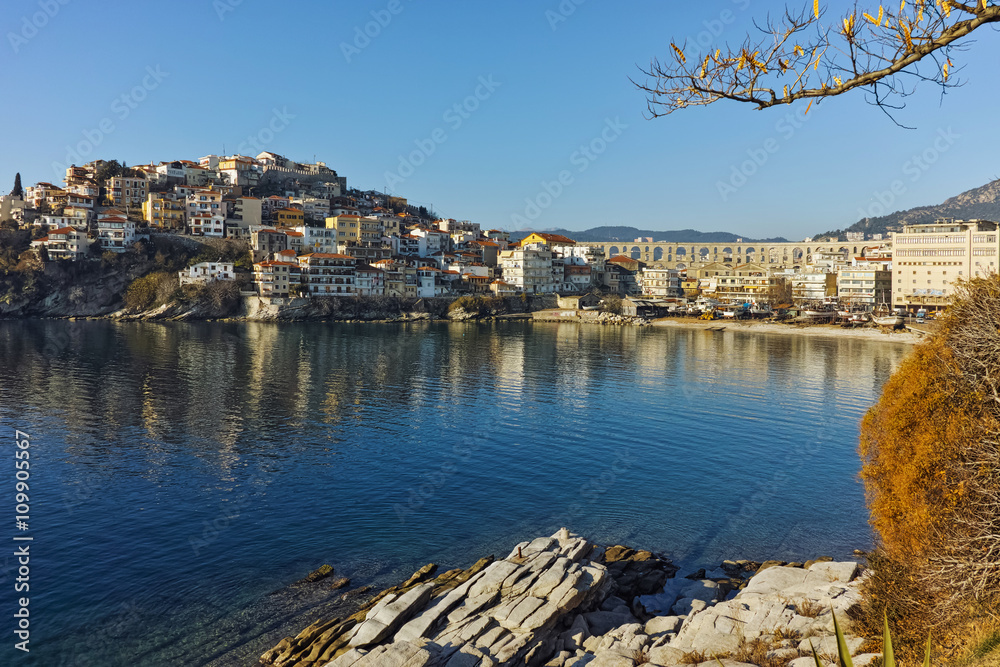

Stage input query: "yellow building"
[
  {"left": 274, "top": 207, "right": 304, "bottom": 227},
  {"left": 326, "top": 215, "right": 362, "bottom": 242},
  {"left": 144, "top": 193, "right": 185, "bottom": 230},
  {"left": 520, "top": 232, "right": 576, "bottom": 248},
  {"left": 105, "top": 175, "right": 148, "bottom": 207}
]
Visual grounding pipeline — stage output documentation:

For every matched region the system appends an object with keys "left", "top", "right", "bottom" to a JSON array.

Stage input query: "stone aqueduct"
[{"left": 577, "top": 241, "right": 871, "bottom": 270}]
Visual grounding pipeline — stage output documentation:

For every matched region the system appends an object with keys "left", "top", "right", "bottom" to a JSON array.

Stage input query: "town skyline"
[{"left": 3, "top": 0, "right": 999, "bottom": 239}]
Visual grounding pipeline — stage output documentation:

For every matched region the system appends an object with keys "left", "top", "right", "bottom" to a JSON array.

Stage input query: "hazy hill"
[
  {"left": 509, "top": 226, "right": 788, "bottom": 243},
  {"left": 815, "top": 178, "right": 1000, "bottom": 240}
]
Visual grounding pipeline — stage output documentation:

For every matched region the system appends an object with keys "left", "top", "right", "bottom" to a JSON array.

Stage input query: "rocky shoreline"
[{"left": 259, "top": 530, "right": 877, "bottom": 667}]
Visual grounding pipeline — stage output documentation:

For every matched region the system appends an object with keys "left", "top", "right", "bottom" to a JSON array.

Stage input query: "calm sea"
[{"left": 0, "top": 320, "right": 910, "bottom": 665}]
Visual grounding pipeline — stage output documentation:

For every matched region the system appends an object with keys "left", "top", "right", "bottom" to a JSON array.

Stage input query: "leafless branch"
[{"left": 635, "top": 1, "right": 1000, "bottom": 117}]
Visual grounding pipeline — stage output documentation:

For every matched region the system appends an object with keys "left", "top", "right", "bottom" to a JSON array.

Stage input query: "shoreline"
[
  {"left": 1, "top": 312, "right": 927, "bottom": 345},
  {"left": 649, "top": 317, "right": 924, "bottom": 344},
  {"left": 260, "top": 530, "right": 876, "bottom": 667}
]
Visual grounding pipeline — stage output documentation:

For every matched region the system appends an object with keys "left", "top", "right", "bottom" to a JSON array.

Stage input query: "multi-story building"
[
  {"left": 218, "top": 155, "right": 263, "bottom": 187},
  {"left": 639, "top": 267, "right": 681, "bottom": 298},
  {"left": 790, "top": 271, "right": 837, "bottom": 304},
  {"left": 30, "top": 227, "right": 89, "bottom": 260},
  {"left": 273, "top": 207, "right": 304, "bottom": 228},
  {"left": 251, "top": 227, "right": 289, "bottom": 262},
  {"left": 293, "top": 225, "right": 338, "bottom": 255},
  {"left": 144, "top": 193, "right": 186, "bottom": 230},
  {"left": 36, "top": 210, "right": 89, "bottom": 232},
  {"left": 186, "top": 189, "right": 225, "bottom": 223},
  {"left": 891, "top": 219, "right": 1000, "bottom": 312},
  {"left": 325, "top": 214, "right": 362, "bottom": 244},
  {"left": 105, "top": 174, "right": 148, "bottom": 208},
  {"left": 253, "top": 260, "right": 300, "bottom": 297},
  {"left": 398, "top": 233, "right": 428, "bottom": 257},
  {"left": 499, "top": 248, "right": 555, "bottom": 293},
  {"left": 837, "top": 265, "right": 892, "bottom": 307},
  {"left": 297, "top": 253, "right": 356, "bottom": 296},
  {"left": 355, "top": 265, "right": 385, "bottom": 296},
  {"left": 96, "top": 215, "right": 137, "bottom": 253},
  {"left": 714, "top": 263, "right": 776, "bottom": 302},
  {"left": 188, "top": 212, "right": 225, "bottom": 237},
  {"left": 25, "top": 182, "right": 66, "bottom": 209}
]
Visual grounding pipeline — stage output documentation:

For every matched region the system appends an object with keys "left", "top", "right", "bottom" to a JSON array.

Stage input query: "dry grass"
[
  {"left": 795, "top": 599, "right": 824, "bottom": 618},
  {"left": 957, "top": 627, "right": 1000, "bottom": 667},
  {"left": 732, "top": 635, "right": 795, "bottom": 667},
  {"left": 771, "top": 626, "right": 800, "bottom": 642},
  {"left": 631, "top": 647, "right": 651, "bottom": 664},
  {"left": 679, "top": 650, "right": 707, "bottom": 664}
]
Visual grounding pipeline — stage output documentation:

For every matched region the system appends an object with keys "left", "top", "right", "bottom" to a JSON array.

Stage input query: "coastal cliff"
[{"left": 260, "top": 530, "right": 876, "bottom": 667}]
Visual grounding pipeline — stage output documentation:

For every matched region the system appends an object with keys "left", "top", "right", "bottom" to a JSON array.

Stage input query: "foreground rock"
[{"left": 260, "top": 530, "right": 875, "bottom": 667}]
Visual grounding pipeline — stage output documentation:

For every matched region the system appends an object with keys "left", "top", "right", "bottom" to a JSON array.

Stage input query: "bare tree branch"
[{"left": 635, "top": 1, "right": 1000, "bottom": 117}]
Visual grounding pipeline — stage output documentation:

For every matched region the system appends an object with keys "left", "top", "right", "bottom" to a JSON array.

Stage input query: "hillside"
[
  {"left": 510, "top": 226, "right": 788, "bottom": 243},
  {"left": 816, "top": 178, "right": 1000, "bottom": 239}
]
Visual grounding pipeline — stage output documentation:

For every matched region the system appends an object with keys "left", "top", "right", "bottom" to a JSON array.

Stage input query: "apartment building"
[{"left": 891, "top": 219, "right": 999, "bottom": 311}]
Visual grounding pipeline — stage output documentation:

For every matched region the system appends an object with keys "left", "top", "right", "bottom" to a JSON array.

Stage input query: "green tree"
[{"left": 9, "top": 173, "right": 23, "bottom": 199}]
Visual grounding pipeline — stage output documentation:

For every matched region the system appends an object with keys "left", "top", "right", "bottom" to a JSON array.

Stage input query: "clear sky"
[{"left": 1, "top": 0, "right": 997, "bottom": 240}]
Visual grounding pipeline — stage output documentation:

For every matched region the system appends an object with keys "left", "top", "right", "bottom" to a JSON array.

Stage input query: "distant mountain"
[
  {"left": 815, "top": 178, "right": 1000, "bottom": 240},
  {"left": 509, "top": 226, "right": 788, "bottom": 243}
]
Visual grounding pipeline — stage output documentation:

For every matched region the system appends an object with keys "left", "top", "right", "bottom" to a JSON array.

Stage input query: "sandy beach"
[{"left": 651, "top": 317, "right": 925, "bottom": 344}]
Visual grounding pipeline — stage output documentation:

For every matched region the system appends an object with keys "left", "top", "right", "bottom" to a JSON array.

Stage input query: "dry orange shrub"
[
  {"left": 858, "top": 276, "right": 1000, "bottom": 657},
  {"left": 860, "top": 337, "right": 984, "bottom": 559}
]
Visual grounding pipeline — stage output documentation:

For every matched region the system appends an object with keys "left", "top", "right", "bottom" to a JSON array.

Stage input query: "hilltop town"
[{"left": 0, "top": 151, "right": 995, "bottom": 318}]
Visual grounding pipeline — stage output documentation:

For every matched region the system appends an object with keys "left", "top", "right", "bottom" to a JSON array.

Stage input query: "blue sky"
[{"left": 1, "top": 0, "right": 997, "bottom": 240}]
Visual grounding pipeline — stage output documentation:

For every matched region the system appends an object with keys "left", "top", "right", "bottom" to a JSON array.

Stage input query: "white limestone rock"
[{"left": 643, "top": 615, "right": 683, "bottom": 636}]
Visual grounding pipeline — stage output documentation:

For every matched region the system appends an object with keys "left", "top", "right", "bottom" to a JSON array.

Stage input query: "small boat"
[
  {"left": 720, "top": 306, "right": 741, "bottom": 319},
  {"left": 874, "top": 315, "right": 904, "bottom": 327}
]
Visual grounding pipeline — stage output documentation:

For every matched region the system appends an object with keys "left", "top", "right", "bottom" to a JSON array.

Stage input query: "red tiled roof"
[
  {"left": 255, "top": 260, "right": 299, "bottom": 267},
  {"left": 299, "top": 253, "right": 355, "bottom": 260}
]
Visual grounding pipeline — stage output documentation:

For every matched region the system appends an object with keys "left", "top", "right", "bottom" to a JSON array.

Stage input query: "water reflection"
[{"left": 0, "top": 319, "right": 911, "bottom": 666}]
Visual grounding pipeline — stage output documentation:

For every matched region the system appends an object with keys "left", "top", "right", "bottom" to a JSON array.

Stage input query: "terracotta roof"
[
  {"left": 255, "top": 260, "right": 299, "bottom": 267},
  {"left": 525, "top": 232, "right": 577, "bottom": 244},
  {"left": 299, "top": 253, "right": 355, "bottom": 260},
  {"left": 50, "top": 227, "right": 79, "bottom": 235}
]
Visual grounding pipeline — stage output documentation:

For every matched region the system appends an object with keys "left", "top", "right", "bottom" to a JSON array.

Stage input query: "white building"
[
  {"left": 30, "top": 227, "right": 89, "bottom": 260},
  {"left": 837, "top": 265, "right": 893, "bottom": 307},
  {"left": 96, "top": 216, "right": 136, "bottom": 252},
  {"left": 188, "top": 212, "right": 226, "bottom": 237},
  {"left": 891, "top": 218, "right": 1000, "bottom": 312},
  {"left": 186, "top": 189, "right": 226, "bottom": 223},
  {"left": 179, "top": 262, "right": 235, "bottom": 285},
  {"left": 639, "top": 267, "right": 681, "bottom": 298},
  {"left": 499, "top": 248, "right": 555, "bottom": 293}
]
